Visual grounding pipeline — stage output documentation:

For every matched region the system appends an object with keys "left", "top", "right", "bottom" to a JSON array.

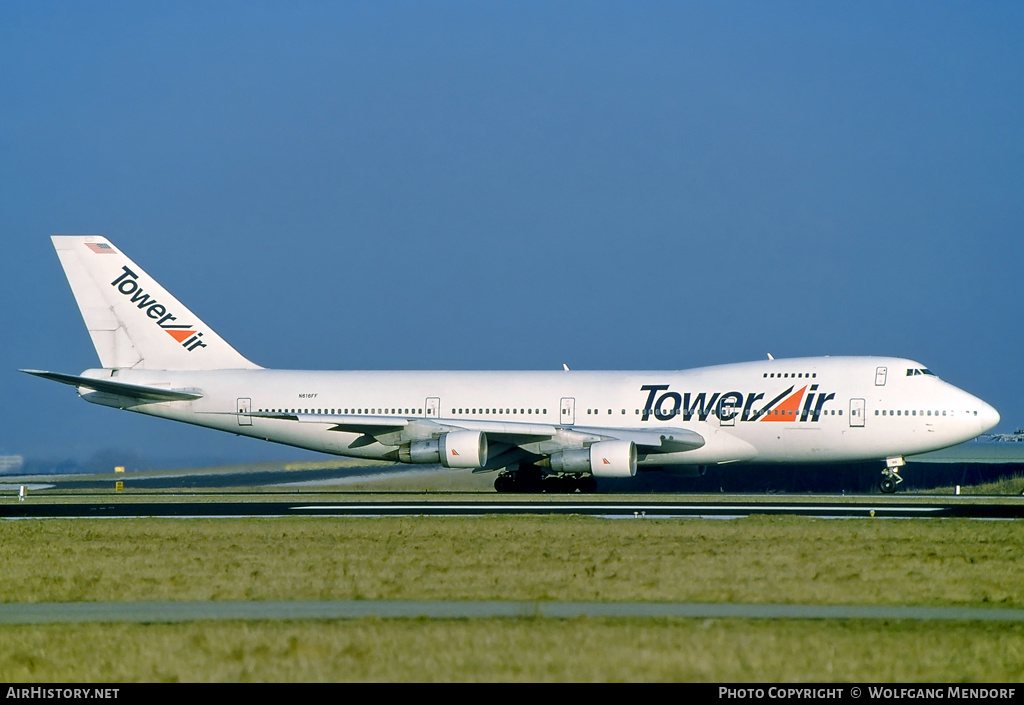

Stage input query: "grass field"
[
  {"left": 5, "top": 620, "right": 1024, "bottom": 682},
  {"left": 932, "top": 474, "right": 1024, "bottom": 496},
  {"left": 2, "top": 514, "right": 1024, "bottom": 681}
]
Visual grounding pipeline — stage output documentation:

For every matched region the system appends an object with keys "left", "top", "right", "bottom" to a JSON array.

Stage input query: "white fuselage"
[{"left": 76, "top": 355, "right": 999, "bottom": 469}]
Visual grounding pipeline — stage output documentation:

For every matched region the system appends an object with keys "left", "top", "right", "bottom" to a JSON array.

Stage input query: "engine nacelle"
[
  {"left": 399, "top": 430, "right": 488, "bottom": 469},
  {"left": 548, "top": 440, "right": 637, "bottom": 479},
  {"left": 441, "top": 430, "right": 488, "bottom": 468}
]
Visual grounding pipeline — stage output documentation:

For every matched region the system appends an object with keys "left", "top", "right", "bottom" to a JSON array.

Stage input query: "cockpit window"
[{"left": 906, "top": 368, "right": 936, "bottom": 377}]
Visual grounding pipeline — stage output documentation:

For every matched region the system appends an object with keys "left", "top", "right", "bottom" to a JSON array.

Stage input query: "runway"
[
  {"left": 2, "top": 496, "right": 1023, "bottom": 519},
  {"left": 4, "top": 600, "right": 1024, "bottom": 624}
]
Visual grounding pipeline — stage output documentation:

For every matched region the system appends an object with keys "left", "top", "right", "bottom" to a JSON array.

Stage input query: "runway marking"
[
  {"left": 5, "top": 499, "right": 1019, "bottom": 519},
  {"left": 295, "top": 504, "right": 945, "bottom": 513},
  {"left": 3, "top": 600, "right": 1024, "bottom": 624}
]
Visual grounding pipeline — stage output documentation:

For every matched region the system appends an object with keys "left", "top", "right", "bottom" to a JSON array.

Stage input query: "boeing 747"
[{"left": 23, "top": 236, "right": 1000, "bottom": 493}]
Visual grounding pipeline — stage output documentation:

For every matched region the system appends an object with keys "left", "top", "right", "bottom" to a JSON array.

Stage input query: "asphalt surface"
[
  {"left": 2, "top": 496, "right": 1023, "bottom": 518},
  {"left": 5, "top": 600, "right": 1024, "bottom": 624}
]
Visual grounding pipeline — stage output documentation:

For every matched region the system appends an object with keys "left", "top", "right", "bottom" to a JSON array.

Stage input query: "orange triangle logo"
[
  {"left": 165, "top": 329, "right": 194, "bottom": 343},
  {"left": 760, "top": 386, "right": 807, "bottom": 422}
]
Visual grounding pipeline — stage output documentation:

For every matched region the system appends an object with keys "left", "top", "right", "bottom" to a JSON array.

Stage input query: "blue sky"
[{"left": 2, "top": 2, "right": 1021, "bottom": 470}]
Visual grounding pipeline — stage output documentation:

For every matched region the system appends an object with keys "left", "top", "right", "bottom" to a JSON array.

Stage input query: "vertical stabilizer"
[{"left": 52, "top": 235, "right": 260, "bottom": 370}]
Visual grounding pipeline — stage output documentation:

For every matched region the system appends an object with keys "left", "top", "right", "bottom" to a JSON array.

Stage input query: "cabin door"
[
  {"left": 849, "top": 398, "right": 866, "bottom": 427},
  {"left": 236, "top": 398, "right": 252, "bottom": 426},
  {"left": 560, "top": 397, "right": 576, "bottom": 425}
]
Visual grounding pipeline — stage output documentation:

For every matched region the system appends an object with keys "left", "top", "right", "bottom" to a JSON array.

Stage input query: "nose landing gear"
[{"left": 879, "top": 456, "right": 906, "bottom": 494}]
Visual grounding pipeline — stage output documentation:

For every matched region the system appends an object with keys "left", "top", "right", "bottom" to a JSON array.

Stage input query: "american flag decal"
[{"left": 85, "top": 243, "right": 116, "bottom": 254}]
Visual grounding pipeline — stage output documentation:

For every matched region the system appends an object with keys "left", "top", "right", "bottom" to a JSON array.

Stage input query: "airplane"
[{"left": 23, "top": 235, "right": 1000, "bottom": 493}]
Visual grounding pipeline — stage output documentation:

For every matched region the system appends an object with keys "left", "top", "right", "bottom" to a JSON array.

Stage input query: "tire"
[{"left": 577, "top": 476, "right": 598, "bottom": 493}]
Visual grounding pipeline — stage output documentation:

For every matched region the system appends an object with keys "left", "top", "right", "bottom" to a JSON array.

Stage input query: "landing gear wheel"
[
  {"left": 879, "top": 463, "right": 904, "bottom": 494},
  {"left": 577, "top": 475, "right": 598, "bottom": 493},
  {"left": 495, "top": 468, "right": 598, "bottom": 494},
  {"left": 542, "top": 476, "right": 572, "bottom": 493},
  {"left": 493, "top": 465, "right": 544, "bottom": 493},
  {"left": 879, "top": 457, "right": 905, "bottom": 495}
]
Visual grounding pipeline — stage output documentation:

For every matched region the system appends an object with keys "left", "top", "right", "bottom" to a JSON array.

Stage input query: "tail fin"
[{"left": 52, "top": 235, "right": 260, "bottom": 370}]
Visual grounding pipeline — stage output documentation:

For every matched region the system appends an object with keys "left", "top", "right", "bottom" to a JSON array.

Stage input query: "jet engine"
[
  {"left": 399, "top": 430, "right": 488, "bottom": 469},
  {"left": 546, "top": 440, "right": 637, "bottom": 478}
]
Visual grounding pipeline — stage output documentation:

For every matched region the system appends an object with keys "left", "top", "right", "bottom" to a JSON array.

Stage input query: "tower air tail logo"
[{"left": 109, "top": 265, "right": 208, "bottom": 352}]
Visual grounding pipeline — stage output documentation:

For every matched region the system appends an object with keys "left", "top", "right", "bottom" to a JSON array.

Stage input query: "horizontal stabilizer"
[{"left": 20, "top": 369, "right": 203, "bottom": 402}]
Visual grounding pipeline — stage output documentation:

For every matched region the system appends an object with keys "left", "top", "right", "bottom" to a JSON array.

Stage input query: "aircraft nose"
[{"left": 977, "top": 400, "right": 1000, "bottom": 433}]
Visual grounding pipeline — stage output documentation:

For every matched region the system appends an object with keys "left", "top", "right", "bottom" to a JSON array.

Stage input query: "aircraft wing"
[
  {"left": 20, "top": 369, "right": 204, "bottom": 402},
  {"left": 245, "top": 411, "right": 704, "bottom": 454}
]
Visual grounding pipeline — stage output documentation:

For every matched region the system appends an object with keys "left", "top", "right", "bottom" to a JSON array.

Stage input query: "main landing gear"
[
  {"left": 493, "top": 465, "right": 598, "bottom": 493},
  {"left": 879, "top": 456, "right": 906, "bottom": 494}
]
